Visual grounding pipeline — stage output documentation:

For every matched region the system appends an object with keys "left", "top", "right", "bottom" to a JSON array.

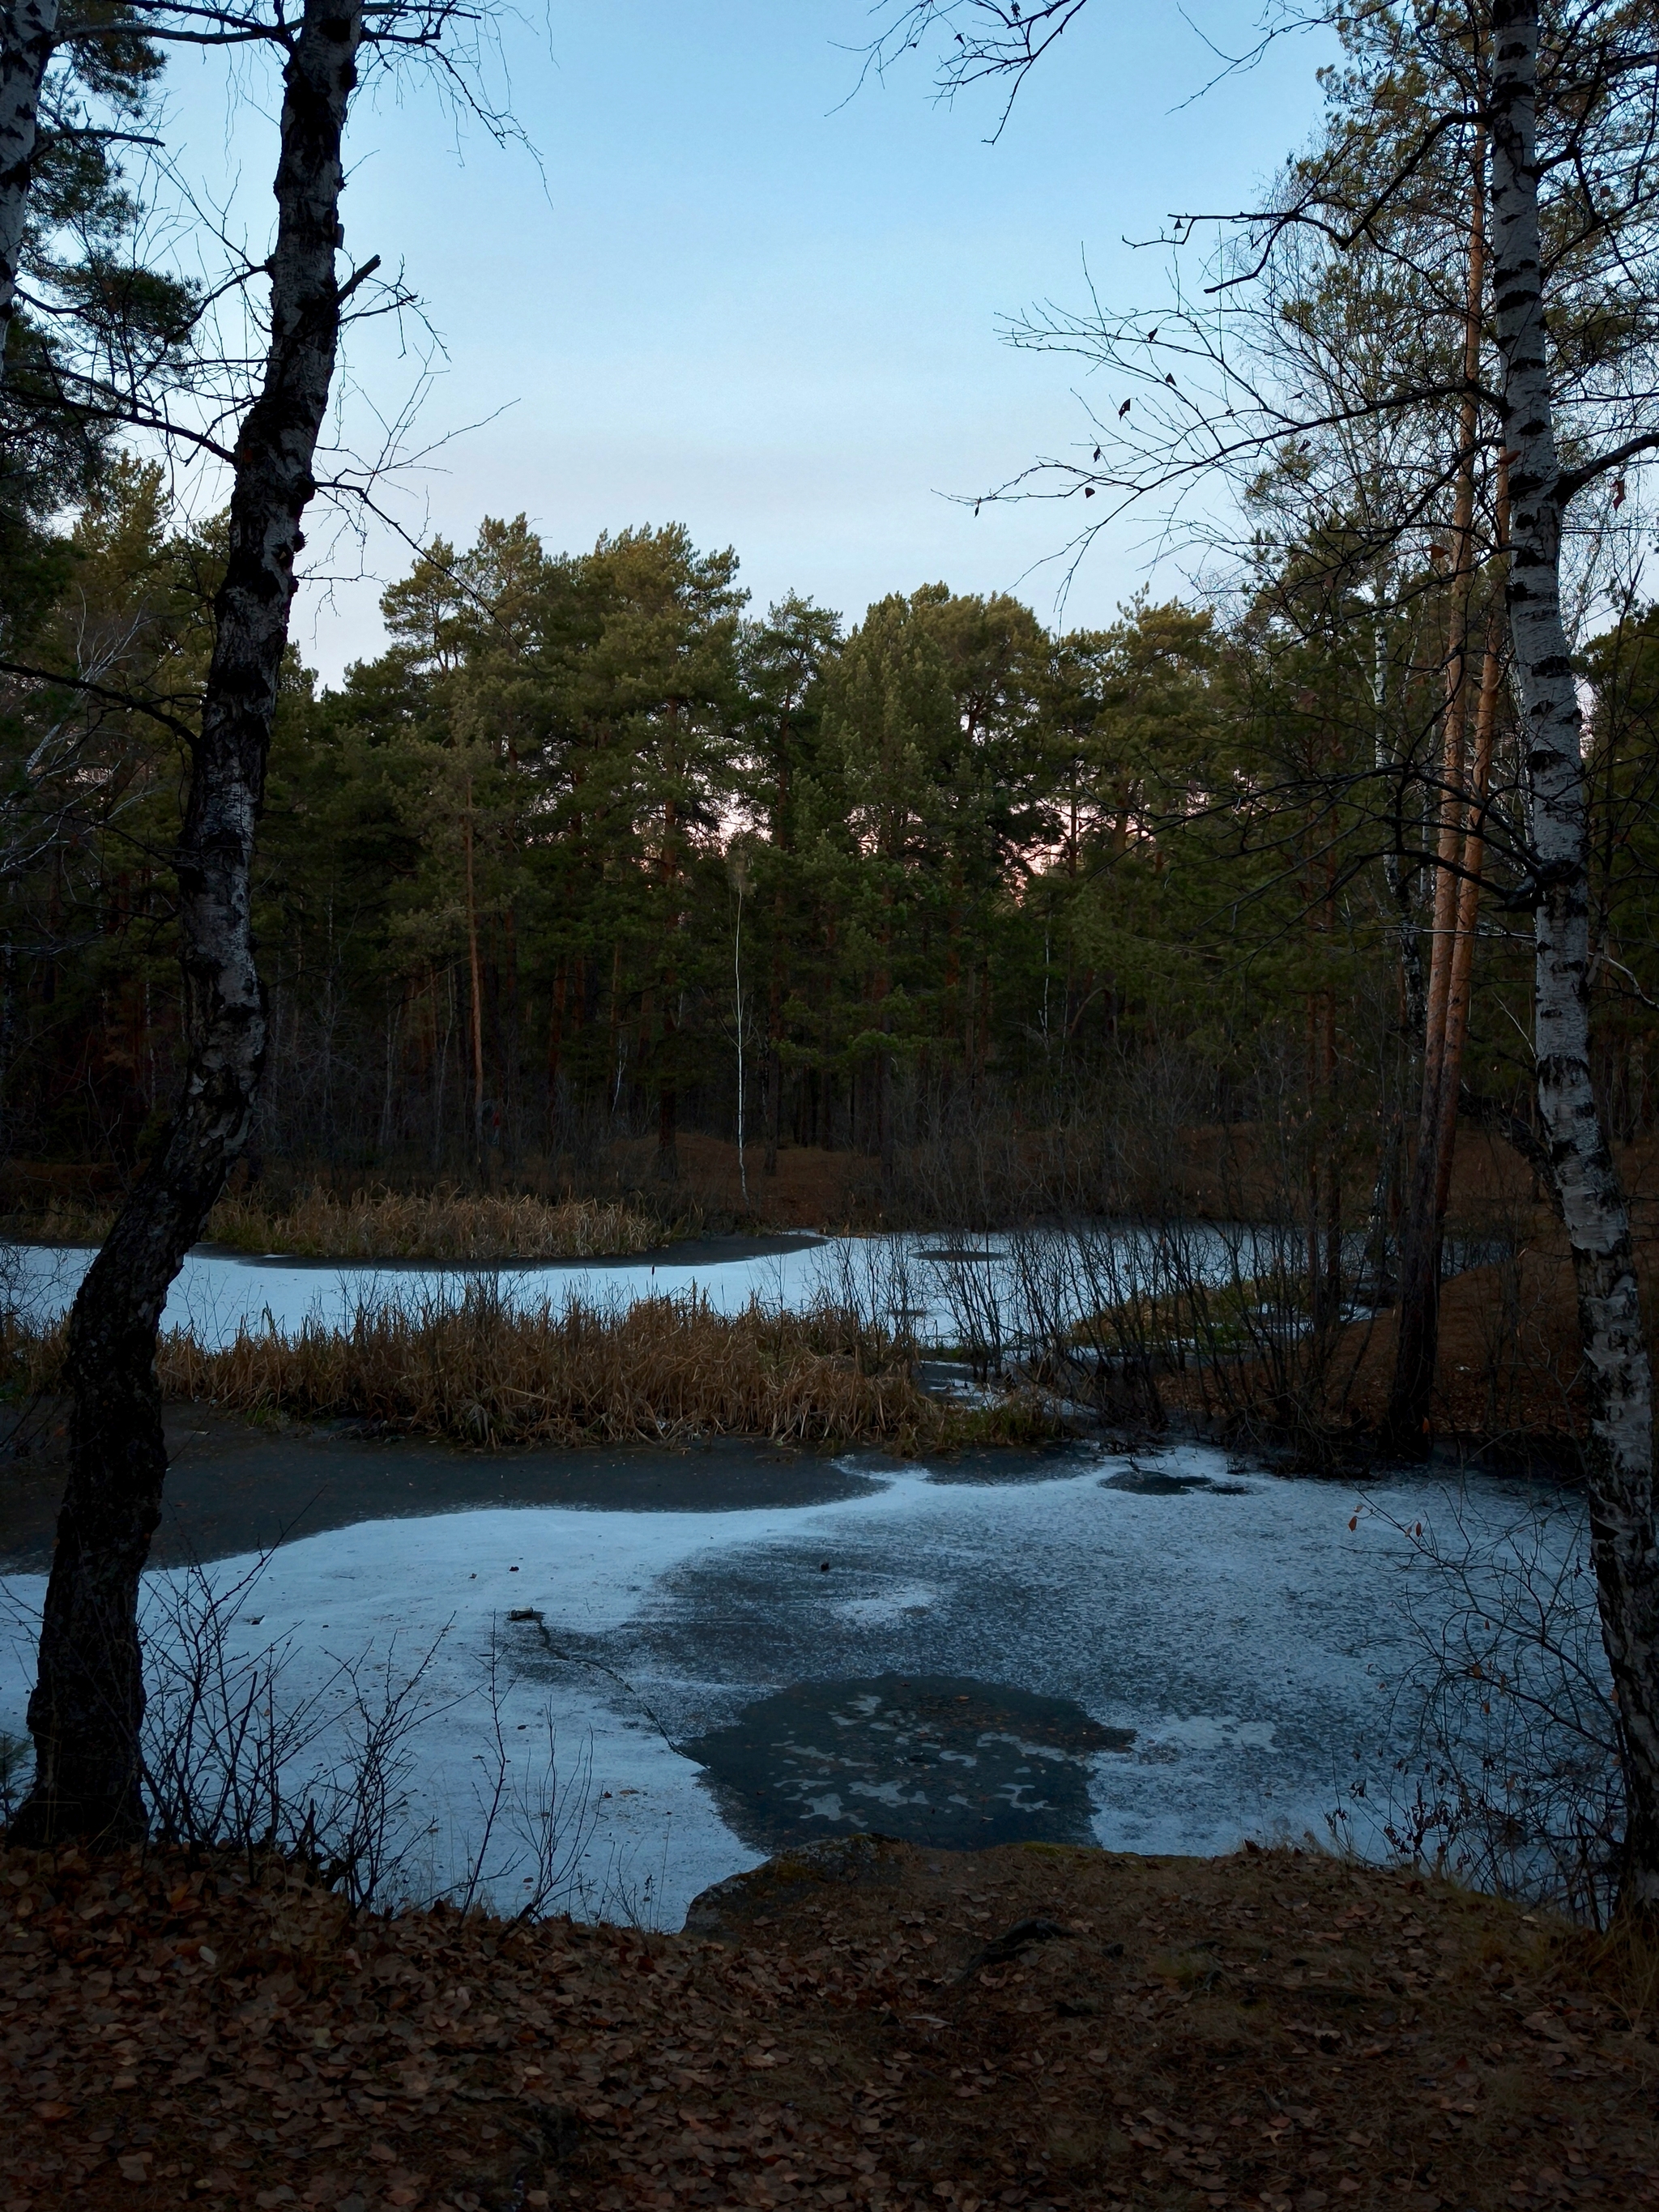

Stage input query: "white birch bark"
[
  {"left": 1489, "top": 0, "right": 1659, "bottom": 1912},
  {"left": 0, "top": 0, "right": 58, "bottom": 379}
]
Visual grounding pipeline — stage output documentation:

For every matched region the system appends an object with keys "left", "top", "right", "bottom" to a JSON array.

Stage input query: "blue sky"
[{"left": 164, "top": 4, "right": 1335, "bottom": 679}]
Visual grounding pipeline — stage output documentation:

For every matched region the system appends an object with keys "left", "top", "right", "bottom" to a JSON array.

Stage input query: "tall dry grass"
[
  {"left": 3, "top": 1281, "right": 1033, "bottom": 1450},
  {"left": 0, "top": 1306, "right": 61, "bottom": 1400},
  {"left": 168, "top": 1285, "right": 968, "bottom": 1448},
  {"left": 207, "top": 1186, "right": 660, "bottom": 1261},
  {"left": 6, "top": 1186, "right": 662, "bottom": 1262}
]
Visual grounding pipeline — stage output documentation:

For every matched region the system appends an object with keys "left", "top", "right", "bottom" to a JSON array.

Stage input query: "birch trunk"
[
  {"left": 0, "top": 0, "right": 57, "bottom": 378},
  {"left": 11, "top": 0, "right": 365, "bottom": 1844},
  {"left": 1490, "top": 0, "right": 1659, "bottom": 1913}
]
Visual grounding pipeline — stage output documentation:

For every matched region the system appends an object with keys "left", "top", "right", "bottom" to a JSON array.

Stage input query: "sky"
[{"left": 157, "top": 4, "right": 1337, "bottom": 683}]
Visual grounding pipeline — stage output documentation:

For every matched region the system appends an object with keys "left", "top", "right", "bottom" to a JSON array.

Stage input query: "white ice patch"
[
  {"left": 2, "top": 1238, "right": 956, "bottom": 1346},
  {"left": 979, "top": 1731, "right": 1072, "bottom": 1763},
  {"left": 849, "top": 1779, "right": 930, "bottom": 1809},
  {"left": 833, "top": 1582, "right": 939, "bottom": 1626}
]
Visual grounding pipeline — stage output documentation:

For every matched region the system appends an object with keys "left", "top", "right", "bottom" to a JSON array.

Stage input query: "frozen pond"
[
  {"left": 1, "top": 1221, "right": 1293, "bottom": 1353},
  {"left": 4, "top": 1232, "right": 873, "bottom": 1345},
  {"left": 0, "top": 1434, "right": 1572, "bottom": 1929}
]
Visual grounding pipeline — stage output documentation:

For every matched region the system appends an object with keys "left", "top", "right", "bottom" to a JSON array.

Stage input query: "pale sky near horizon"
[{"left": 159, "top": 4, "right": 1336, "bottom": 683}]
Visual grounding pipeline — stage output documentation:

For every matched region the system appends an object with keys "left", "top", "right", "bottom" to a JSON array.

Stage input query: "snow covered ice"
[{"left": 0, "top": 1439, "right": 1555, "bottom": 1930}]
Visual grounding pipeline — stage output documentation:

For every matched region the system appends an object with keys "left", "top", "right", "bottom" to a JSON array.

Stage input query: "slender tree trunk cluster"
[
  {"left": 12, "top": 0, "right": 366, "bottom": 1843},
  {"left": 1386, "top": 143, "right": 1491, "bottom": 1451}
]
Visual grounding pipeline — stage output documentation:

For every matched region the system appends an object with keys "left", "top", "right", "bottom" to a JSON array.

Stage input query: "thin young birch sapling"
[{"left": 729, "top": 842, "right": 751, "bottom": 1208}]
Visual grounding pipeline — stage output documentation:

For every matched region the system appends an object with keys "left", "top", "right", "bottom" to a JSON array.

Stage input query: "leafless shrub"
[
  {"left": 921, "top": 1196, "right": 1371, "bottom": 1455},
  {"left": 869, "top": 1041, "right": 1388, "bottom": 1454},
  {"left": 925, "top": 1225, "right": 1168, "bottom": 1424},
  {"left": 1359, "top": 1495, "right": 1623, "bottom": 1927},
  {"left": 433, "top": 1640, "right": 601, "bottom": 1924},
  {"left": 874, "top": 1054, "right": 1217, "bottom": 1230},
  {"left": 137, "top": 1556, "right": 456, "bottom": 1909},
  {"left": 817, "top": 1236, "right": 927, "bottom": 1362},
  {"left": 85, "top": 1555, "right": 599, "bottom": 1919}
]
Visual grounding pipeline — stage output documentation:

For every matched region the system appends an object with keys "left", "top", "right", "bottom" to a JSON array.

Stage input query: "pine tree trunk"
[
  {"left": 655, "top": 789, "right": 679, "bottom": 1183},
  {"left": 11, "top": 0, "right": 365, "bottom": 1845},
  {"left": 1386, "top": 147, "right": 1486, "bottom": 1451},
  {"left": 1491, "top": 0, "right": 1659, "bottom": 1916},
  {"left": 546, "top": 955, "right": 565, "bottom": 1143},
  {"left": 0, "top": 0, "right": 56, "bottom": 379},
  {"left": 656, "top": 1073, "right": 677, "bottom": 1181},
  {"left": 1433, "top": 528, "right": 1508, "bottom": 1226},
  {"left": 764, "top": 918, "right": 782, "bottom": 1177},
  {"left": 463, "top": 793, "right": 484, "bottom": 1163}
]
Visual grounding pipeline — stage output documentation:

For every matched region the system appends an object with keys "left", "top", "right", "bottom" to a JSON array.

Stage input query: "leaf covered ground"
[{"left": 2, "top": 1834, "right": 1657, "bottom": 2211}]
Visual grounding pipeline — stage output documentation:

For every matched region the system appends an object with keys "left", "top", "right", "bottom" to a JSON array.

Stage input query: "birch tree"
[
  {"left": 1486, "top": 0, "right": 1659, "bottom": 1911},
  {"left": 11, "top": 0, "right": 512, "bottom": 1844}
]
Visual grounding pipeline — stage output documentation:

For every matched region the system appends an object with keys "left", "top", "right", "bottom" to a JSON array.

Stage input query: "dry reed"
[
  {"left": 0, "top": 1307, "right": 63, "bottom": 1399},
  {"left": 6, "top": 1186, "right": 662, "bottom": 1262},
  {"left": 156, "top": 1283, "right": 965, "bottom": 1448}
]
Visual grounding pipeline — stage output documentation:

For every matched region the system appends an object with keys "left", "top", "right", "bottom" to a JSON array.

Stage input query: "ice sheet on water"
[
  {"left": 2, "top": 1222, "right": 1284, "bottom": 1352},
  {"left": 3, "top": 1234, "right": 962, "bottom": 1345},
  {"left": 0, "top": 1445, "right": 1558, "bottom": 1928}
]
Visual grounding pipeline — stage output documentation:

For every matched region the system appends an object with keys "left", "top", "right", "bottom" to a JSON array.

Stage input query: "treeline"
[{"left": 8, "top": 454, "right": 1659, "bottom": 1200}]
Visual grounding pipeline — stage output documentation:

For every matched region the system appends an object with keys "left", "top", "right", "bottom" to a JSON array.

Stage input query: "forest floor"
[{"left": 2, "top": 1835, "right": 1657, "bottom": 2212}]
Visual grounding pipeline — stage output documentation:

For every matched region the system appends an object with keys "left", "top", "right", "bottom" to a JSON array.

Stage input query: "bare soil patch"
[{"left": 2, "top": 1838, "right": 1656, "bottom": 2211}]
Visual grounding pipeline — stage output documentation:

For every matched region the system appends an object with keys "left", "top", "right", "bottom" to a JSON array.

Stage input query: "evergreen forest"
[{"left": 12, "top": 464, "right": 1659, "bottom": 1221}]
